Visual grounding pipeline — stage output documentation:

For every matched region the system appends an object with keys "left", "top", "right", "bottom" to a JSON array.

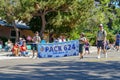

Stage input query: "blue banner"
[{"left": 38, "top": 40, "right": 79, "bottom": 58}]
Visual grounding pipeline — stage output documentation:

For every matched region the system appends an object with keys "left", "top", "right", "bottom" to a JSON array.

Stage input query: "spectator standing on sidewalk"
[
  {"left": 96, "top": 24, "right": 107, "bottom": 59},
  {"left": 32, "top": 31, "right": 41, "bottom": 59}
]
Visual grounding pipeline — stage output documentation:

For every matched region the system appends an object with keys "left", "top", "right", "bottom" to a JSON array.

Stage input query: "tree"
[
  {"left": 94, "top": 0, "right": 120, "bottom": 30},
  {"left": 29, "top": 0, "right": 95, "bottom": 38},
  {"left": 30, "top": 0, "right": 81, "bottom": 38},
  {"left": 0, "top": 0, "right": 33, "bottom": 42}
]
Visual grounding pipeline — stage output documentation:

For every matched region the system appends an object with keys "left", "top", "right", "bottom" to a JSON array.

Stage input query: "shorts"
[
  {"left": 105, "top": 45, "right": 110, "bottom": 50},
  {"left": 21, "top": 51, "right": 28, "bottom": 56},
  {"left": 79, "top": 44, "right": 84, "bottom": 53},
  {"left": 97, "top": 40, "right": 105, "bottom": 49},
  {"left": 115, "top": 42, "right": 120, "bottom": 46},
  {"left": 31, "top": 44, "right": 37, "bottom": 50},
  {"left": 85, "top": 47, "right": 89, "bottom": 51}
]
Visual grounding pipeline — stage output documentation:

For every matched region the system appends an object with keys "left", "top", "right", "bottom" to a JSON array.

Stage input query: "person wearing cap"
[
  {"left": 31, "top": 31, "right": 41, "bottom": 59},
  {"left": 96, "top": 24, "right": 107, "bottom": 59},
  {"left": 79, "top": 32, "right": 86, "bottom": 59}
]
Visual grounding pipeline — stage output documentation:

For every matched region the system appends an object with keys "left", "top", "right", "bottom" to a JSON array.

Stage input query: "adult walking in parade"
[{"left": 96, "top": 24, "right": 107, "bottom": 59}]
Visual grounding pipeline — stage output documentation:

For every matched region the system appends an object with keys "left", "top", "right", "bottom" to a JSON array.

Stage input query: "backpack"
[{"left": 98, "top": 30, "right": 106, "bottom": 36}]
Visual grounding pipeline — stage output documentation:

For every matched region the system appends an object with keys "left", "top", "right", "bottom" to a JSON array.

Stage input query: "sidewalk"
[
  {"left": 0, "top": 51, "right": 28, "bottom": 60},
  {"left": 0, "top": 56, "right": 27, "bottom": 60},
  {"left": 0, "top": 46, "right": 119, "bottom": 60},
  {"left": 0, "top": 46, "right": 97, "bottom": 59},
  {"left": 89, "top": 46, "right": 97, "bottom": 53},
  {"left": 0, "top": 51, "right": 12, "bottom": 56}
]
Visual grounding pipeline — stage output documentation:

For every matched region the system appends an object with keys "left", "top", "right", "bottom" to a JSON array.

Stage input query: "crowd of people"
[
  {"left": 0, "top": 24, "right": 120, "bottom": 59},
  {"left": 0, "top": 31, "right": 70, "bottom": 58},
  {"left": 78, "top": 24, "right": 120, "bottom": 59}
]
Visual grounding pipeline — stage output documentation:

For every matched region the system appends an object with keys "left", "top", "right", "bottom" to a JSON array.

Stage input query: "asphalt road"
[{"left": 0, "top": 48, "right": 120, "bottom": 80}]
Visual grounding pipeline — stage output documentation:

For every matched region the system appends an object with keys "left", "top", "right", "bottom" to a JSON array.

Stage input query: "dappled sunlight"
[{"left": 0, "top": 59, "right": 119, "bottom": 80}]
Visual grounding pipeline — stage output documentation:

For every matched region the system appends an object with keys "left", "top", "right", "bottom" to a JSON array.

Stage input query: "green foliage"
[
  {"left": 85, "top": 32, "right": 96, "bottom": 46},
  {"left": 0, "top": 0, "right": 119, "bottom": 43},
  {"left": 69, "top": 29, "right": 79, "bottom": 40},
  {"left": 0, "top": 0, "right": 33, "bottom": 41},
  {"left": 29, "top": 0, "right": 95, "bottom": 34},
  {"left": 0, "top": 0, "right": 33, "bottom": 23},
  {"left": 107, "top": 32, "right": 115, "bottom": 44},
  {"left": 29, "top": 16, "right": 42, "bottom": 33}
]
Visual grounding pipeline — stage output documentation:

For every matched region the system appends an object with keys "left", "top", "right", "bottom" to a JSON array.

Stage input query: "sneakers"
[
  {"left": 116, "top": 49, "right": 119, "bottom": 52},
  {"left": 97, "top": 55, "right": 100, "bottom": 59},
  {"left": 104, "top": 53, "right": 107, "bottom": 58},
  {"left": 29, "top": 56, "right": 33, "bottom": 58},
  {"left": 80, "top": 56, "right": 83, "bottom": 59},
  {"left": 97, "top": 53, "right": 107, "bottom": 59},
  {"left": 32, "top": 56, "right": 37, "bottom": 59}
]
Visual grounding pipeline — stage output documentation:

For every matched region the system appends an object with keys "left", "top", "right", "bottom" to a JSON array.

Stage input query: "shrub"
[{"left": 107, "top": 33, "right": 115, "bottom": 44}]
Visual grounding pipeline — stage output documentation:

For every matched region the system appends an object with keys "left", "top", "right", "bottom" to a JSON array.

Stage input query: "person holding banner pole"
[
  {"left": 31, "top": 31, "right": 41, "bottom": 59},
  {"left": 79, "top": 32, "right": 86, "bottom": 59}
]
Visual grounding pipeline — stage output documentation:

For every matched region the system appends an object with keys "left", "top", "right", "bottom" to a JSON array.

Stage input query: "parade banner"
[{"left": 38, "top": 40, "right": 79, "bottom": 58}]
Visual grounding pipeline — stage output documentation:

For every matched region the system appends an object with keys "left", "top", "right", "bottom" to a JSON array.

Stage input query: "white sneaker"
[
  {"left": 105, "top": 53, "right": 107, "bottom": 58},
  {"left": 33, "top": 56, "right": 37, "bottom": 59},
  {"left": 29, "top": 56, "right": 33, "bottom": 58},
  {"left": 97, "top": 55, "right": 100, "bottom": 59},
  {"left": 117, "top": 49, "right": 119, "bottom": 52}
]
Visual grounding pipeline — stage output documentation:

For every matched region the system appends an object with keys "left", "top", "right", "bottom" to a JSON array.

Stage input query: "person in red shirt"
[
  {"left": 12, "top": 42, "right": 19, "bottom": 56},
  {"left": 20, "top": 42, "right": 28, "bottom": 56}
]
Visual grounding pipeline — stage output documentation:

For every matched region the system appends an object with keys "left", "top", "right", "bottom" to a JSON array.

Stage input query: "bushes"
[
  {"left": 85, "top": 32, "right": 96, "bottom": 46},
  {"left": 70, "top": 30, "right": 79, "bottom": 40},
  {"left": 107, "top": 33, "right": 115, "bottom": 44}
]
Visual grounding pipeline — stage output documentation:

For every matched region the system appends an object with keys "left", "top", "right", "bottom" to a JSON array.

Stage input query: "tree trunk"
[
  {"left": 40, "top": 14, "right": 46, "bottom": 39},
  {"left": 13, "top": 21, "right": 19, "bottom": 42}
]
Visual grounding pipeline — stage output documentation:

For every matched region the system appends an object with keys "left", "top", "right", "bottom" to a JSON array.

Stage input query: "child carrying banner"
[{"left": 84, "top": 39, "right": 90, "bottom": 55}]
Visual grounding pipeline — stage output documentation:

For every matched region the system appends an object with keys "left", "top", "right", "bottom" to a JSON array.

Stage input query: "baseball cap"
[
  {"left": 99, "top": 24, "right": 103, "bottom": 27},
  {"left": 80, "top": 32, "right": 85, "bottom": 36}
]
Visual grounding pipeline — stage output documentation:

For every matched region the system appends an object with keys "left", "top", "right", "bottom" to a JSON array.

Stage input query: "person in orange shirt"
[
  {"left": 20, "top": 42, "right": 28, "bottom": 56},
  {"left": 12, "top": 42, "right": 19, "bottom": 56}
]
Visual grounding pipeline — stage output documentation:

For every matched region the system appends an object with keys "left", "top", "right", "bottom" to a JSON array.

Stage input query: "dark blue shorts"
[
  {"left": 79, "top": 44, "right": 84, "bottom": 53},
  {"left": 97, "top": 40, "right": 105, "bottom": 49},
  {"left": 85, "top": 47, "right": 89, "bottom": 51},
  {"left": 115, "top": 42, "right": 120, "bottom": 46},
  {"left": 32, "top": 44, "right": 37, "bottom": 50}
]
